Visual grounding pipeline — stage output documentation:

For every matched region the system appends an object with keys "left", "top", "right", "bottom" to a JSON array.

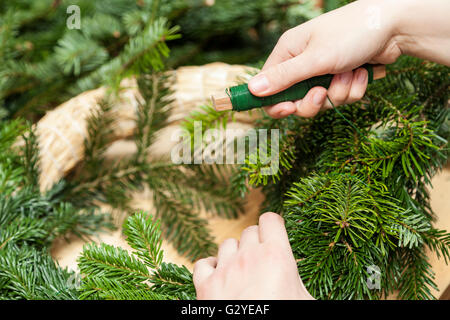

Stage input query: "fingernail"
[
  {"left": 357, "top": 69, "right": 368, "bottom": 84},
  {"left": 249, "top": 74, "right": 269, "bottom": 93},
  {"left": 340, "top": 72, "right": 352, "bottom": 85},
  {"left": 313, "top": 90, "right": 326, "bottom": 105}
]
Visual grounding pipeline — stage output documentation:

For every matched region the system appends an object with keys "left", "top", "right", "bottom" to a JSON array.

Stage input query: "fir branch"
[
  {"left": 0, "top": 246, "right": 79, "bottom": 300},
  {"left": 0, "top": 120, "right": 113, "bottom": 299},
  {"left": 148, "top": 182, "right": 217, "bottom": 260},
  {"left": 396, "top": 248, "right": 438, "bottom": 300},
  {"left": 79, "top": 277, "right": 169, "bottom": 300},
  {"left": 123, "top": 212, "right": 164, "bottom": 269},
  {"left": 78, "top": 212, "right": 196, "bottom": 300},
  {"left": 21, "top": 125, "right": 40, "bottom": 188},
  {"left": 79, "top": 99, "right": 115, "bottom": 176},
  {"left": 78, "top": 243, "right": 151, "bottom": 283},
  {"left": 151, "top": 262, "right": 196, "bottom": 300},
  {"left": 73, "top": 18, "right": 180, "bottom": 93},
  {"left": 134, "top": 72, "right": 174, "bottom": 164}
]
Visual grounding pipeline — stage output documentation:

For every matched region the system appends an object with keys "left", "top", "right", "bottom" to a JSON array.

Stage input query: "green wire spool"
[{"left": 212, "top": 64, "right": 385, "bottom": 112}]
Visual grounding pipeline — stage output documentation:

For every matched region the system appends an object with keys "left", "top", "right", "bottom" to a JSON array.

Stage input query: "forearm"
[
  {"left": 391, "top": 0, "right": 450, "bottom": 66},
  {"left": 247, "top": 0, "right": 449, "bottom": 119}
]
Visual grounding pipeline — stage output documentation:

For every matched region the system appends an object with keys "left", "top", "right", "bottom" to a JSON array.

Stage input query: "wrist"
[
  {"left": 357, "top": 0, "right": 406, "bottom": 46},
  {"left": 386, "top": 0, "right": 420, "bottom": 55},
  {"left": 386, "top": 0, "right": 450, "bottom": 65}
]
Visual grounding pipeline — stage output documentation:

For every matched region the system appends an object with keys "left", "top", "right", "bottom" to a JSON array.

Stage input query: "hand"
[
  {"left": 248, "top": 0, "right": 450, "bottom": 119},
  {"left": 193, "top": 212, "right": 314, "bottom": 300}
]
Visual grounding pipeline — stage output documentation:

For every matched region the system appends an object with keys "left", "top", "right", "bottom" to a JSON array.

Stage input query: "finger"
[
  {"left": 239, "top": 225, "right": 260, "bottom": 250},
  {"left": 346, "top": 68, "right": 368, "bottom": 104},
  {"left": 261, "top": 26, "right": 309, "bottom": 71},
  {"left": 322, "top": 71, "right": 353, "bottom": 109},
  {"left": 258, "top": 212, "right": 290, "bottom": 248},
  {"left": 249, "top": 49, "right": 329, "bottom": 97},
  {"left": 193, "top": 257, "right": 217, "bottom": 288},
  {"left": 217, "top": 238, "right": 238, "bottom": 268},
  {"left": 263, "top": 101, "right": 297, "bottom": 119},
  {"left": 294, "top": 86, "right": 327, "bottom": 118}
]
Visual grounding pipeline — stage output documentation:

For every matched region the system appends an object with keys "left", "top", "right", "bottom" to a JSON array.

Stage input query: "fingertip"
[
  {"left": 326, "top": 71, "right": 353, "bottom": 106},
  {"left": 264, "top": 106, "right": 285, "bottom": 119},
  {"left": 194, "top": 256, "right": 217, "bottom": 270},
  {"left": 258, "top": 212, "right": 290, "bottom": 246},
  {"left": 259, "top": 212, "right": 284, "bottom": 225},
  {"left": 263, "top": 106, "right": 278, "bottom": 118},
  {"left": 312, "top": 87, "right": 328, "bottom": 105},
  {"left": 278, "top": 102, "right": 297, "bottom": 117},
  {"left": 295, "top": 87, "right": 327, "bottom": 118},
  {"left": 355, "top": 68, "right": 368, "bottom": 85},
  {"left": 346, "top": 68, "right": 369, "bottom": 104},
  {"left": 264, "top": 102, "right": 296, "bottom": 118},
  {"left": 193, "top": 256, "right": 217, "bottom": 288},
  {"left": 248, "top": 73, "right": 270, "bottom": 96}
]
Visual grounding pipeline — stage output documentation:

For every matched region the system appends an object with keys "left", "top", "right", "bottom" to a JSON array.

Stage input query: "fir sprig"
[
  {"left": 0, "top": 121, "right": 113, "bottom": 300},
  {"left": 78, "top": 211, "right": 196, "bottom": 300}
]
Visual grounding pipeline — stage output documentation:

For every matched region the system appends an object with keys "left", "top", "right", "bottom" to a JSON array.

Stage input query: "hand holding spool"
[{"left": 212, "top": 64, "right": 386, "bottom": 112}]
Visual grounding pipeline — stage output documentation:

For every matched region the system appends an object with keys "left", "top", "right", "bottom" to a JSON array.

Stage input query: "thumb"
[{"left": 248, "top": 50, "right": 330, "bottom": 97}]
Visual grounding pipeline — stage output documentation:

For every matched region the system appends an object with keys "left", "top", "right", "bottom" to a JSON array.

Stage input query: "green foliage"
[
  {"left": 123, "top": 211, "right": 163, "bottom": 269},
  {"left": 182, "top": 104, "right": 234, "bottom": 147},
  {"left": 0, "top": 121, "right": 113, "bottom": 300},
  {"left": 0, "top": 246, "right": 80, "bottom": 300},
  {"left": 61, "top": 70, "right": 242, "bottom": 261},
  {"left": 283, "top": 173, "right": 448, "bottom": 299},
  {"left": 78, "top": 212, "right": 196, "bottom": 300},
  {"left": 170, "top": 0, "right": 321, "bottom": 67},
  {"left": 178, "top": 54, "right": 449, "bottom": 300},
  {"left": 230, "top": 56, "right": 449, "bottom": 299},
  {"left": 241, "top": 134, "right": 296, "bottom": 186},
  {"left": 0, "top": 4, "right": 243, "bottom": 266},
  {"left": 0, "top": 1, "right": 315, "bottom": 279},
  {"left": 1, "top": 0, "right": 448, "bottom": 301},
  {"left": 0, "top": 0, "right": 183, "bottom": 118},
  {"left": 1, "top": 0, "right": 319, "bottom": 120},
  {"left": 73, "top": 17, "right": 180, "bottom": 93}
]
